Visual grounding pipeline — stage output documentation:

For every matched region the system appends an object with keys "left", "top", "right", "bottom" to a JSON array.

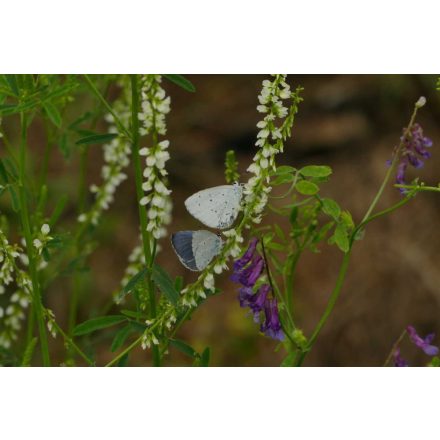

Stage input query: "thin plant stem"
[
  {"left": 361, "top": 104, "right": 420, "bottom": 224},
  {"left": 83, "top": 75, "right": 131, "bottom": 140},
  {"left": 383, "top": 329, "right": 407, "bottom": 367},
  {"left": 17, "top": 112, "right": 51, "bottom": 366},
  {"left": 395, "top": 184, "right": 440, "bottom": 193},
  {"left": 50, "top": 320, "right": 95, "bottom": 366},
  {"left": 295, "top": 100, "right": 423, "bottom": 367},
  {"left": 105, "top": 335, "right": 143, "bottom": 367},
  {"left": 130, "top": 75, "right": 160, "bottom": 366}
]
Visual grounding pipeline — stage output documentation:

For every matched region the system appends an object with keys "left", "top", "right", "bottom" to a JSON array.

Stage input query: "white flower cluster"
[
  {"left": 0, "top": 229, "right": 32, "bottom": 349},
  {"left": 45, "top": 308, "right": 57, "bottom": 339},
  {"left": 244, "top": 75, "right": 299, "bottom": 224},
  {"left": 138, "top": 75, "right": 302, "bottom": 352},
  {"left": 78, "top": 87, "right": 131, "bottom": 226},
  {"left": 138, "top": 75, "right": 172, "bottom": 241}
]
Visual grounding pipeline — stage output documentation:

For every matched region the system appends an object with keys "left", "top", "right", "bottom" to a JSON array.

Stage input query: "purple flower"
[
  {"left": 233, "top": 237, "right": 258, "bottom": 271},
  {"left": 231, "top": 254, "right": 264, "bottom": 288},
  {"left": 393, "top": 348, "right": 409, "bottom": 367},
  {"left": 260, "top": 298, "right": 285, "bottom": 341},
  {"left": 238, "top": 284, "right": 270, "bottom": 323},
  {"left": 393, "top": 123, "right": 433, "bottom": 192},
  {"left": 407, "top": 325, "right": 439, "bottom": 356}
]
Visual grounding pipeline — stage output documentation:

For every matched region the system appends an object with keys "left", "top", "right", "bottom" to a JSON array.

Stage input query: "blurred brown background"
[{"left": 4, "top": 74, "right": 440, "bottom": 366}]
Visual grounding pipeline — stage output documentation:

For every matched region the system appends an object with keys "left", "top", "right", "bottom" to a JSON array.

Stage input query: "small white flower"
[
  {"left": 33, "top": 239, "right": 42, "bottom": 250},
  {"left": 41, "top": 224, "right": 50, "bottom": 235}
]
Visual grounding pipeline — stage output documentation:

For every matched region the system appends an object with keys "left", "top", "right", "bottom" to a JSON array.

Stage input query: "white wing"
[
  {"left": 184, "top": 184, "right": 243, "bottom": 230},
  {"left": 192, "top": 230, "right": 223, "bottom": 270}
]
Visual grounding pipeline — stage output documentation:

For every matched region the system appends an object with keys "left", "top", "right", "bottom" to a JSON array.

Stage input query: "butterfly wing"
[
  {"left": 184, "top": 184, "right": 242, "bottom": 230},
  {"left": 171, "top": 230, "right": 223, "bottom": 271}
]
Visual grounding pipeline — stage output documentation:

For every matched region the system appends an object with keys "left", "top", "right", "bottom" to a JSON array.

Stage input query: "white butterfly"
[
  {"left": 184, "top": 183, "right": 243, "bottom": 230},
  {"left": 171, "top": 230, "right": 223, "bottom": 271},
  {"left": 172, "top": 183, "right": 243, "bottom": 271}
]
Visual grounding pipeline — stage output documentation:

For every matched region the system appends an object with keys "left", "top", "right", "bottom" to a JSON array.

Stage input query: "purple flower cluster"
[
  {"left": 393, "top": 325, "right": 439, "bottom": 367},
  {"left": 393, "top": 123, "right": 433, "bottom": 192},
  {"left": 231, "top": 238, "right": 284, "bottom": 341}
]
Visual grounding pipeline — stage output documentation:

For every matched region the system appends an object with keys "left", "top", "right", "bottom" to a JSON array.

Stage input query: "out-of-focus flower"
[
  {"left": 393, "top": 123, "right": 433, "bottom": 192},
  {"left": 406, "top": 325, "right": 439, "bottom": 356},
  {"left": 393, "top": 348, "right": 409, "bottom": 367}
]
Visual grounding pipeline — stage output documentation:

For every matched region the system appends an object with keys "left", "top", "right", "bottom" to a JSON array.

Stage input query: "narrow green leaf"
[
  {"left": 163, "top": 74, "right": 195, "bottom": 92},
  {"left": 321, "top": 198, "right": 341, "bottom": 220},
  {"left": 120, "top": 309, "right": 146, "bottom": 319},
  {"left": 274, "top": 224, "right": 286, "bottom": 241},
  {"left": 289, "top": 206, "right": 298, "bottom": 225},
  {"left": 76, "top": 133, "right": 118, "bottom": 145},
  {"left": 49, "top": 194, "right": 68, "bottom": 226},
  {"left": 0, "top": 160, "right": 9, "bottom": 184},
  {"left": 174, "top": 275, "right": 183, "bottom": 293},
  {"left": 4, "top": 75, "right": 19, "bottom": 96},
  {"left": 117, "top": 267, "right": 148, "bottom": 302},
  {"left": 333, "top": 223, "right": 349, "bottom": 253},
  {"left": 295, "top": 180, "right": 319, "bottom": 195},
  {"left": 73, "top": 315, "right": 127, "bottom": 336},
  {"left": 8, "top": 186, "right": 20, "bottom": 212},
  {"left": 280, "top": 352, "right": 296, "bottom": 367},
  {"left": 265, "top": 241, "right": 285, "bottom": 251},
  {"left": 169, "top": 339, "right": 198, "bottom": 358},
  {"left": 152, "top": 264, "right": 179, "bottom": 305},
  {"left": 21, "top": 337, "right": 38, "bottom": 367},
  {"left": 111, "top": 324, "right": 135, "bottom": 352},
  {"left": 43, "top": 101, "right": 62, "bottom": 127},
  {"left": 299, "top": 165, "right": 332, "bottom": 178},
  {"left": 199, "top": 347, "right": 210, "bottom": 367}
]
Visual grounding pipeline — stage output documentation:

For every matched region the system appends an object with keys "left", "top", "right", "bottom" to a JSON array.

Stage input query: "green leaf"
[
  {"left": 73, "top": 315, "right": 127, "bottom": 336},
  {"left": 169, "top": 339, "right": 198, "bottom": 358},
  {"left": 8, "top": 186, "right": 20, "bottom": 212},
  {"left": 152, "top": 264, "right": 179, "bottom": 305},
  {"left": 341, "top": 211, "right": 354, "bottom": 230},
  {"left": 21, "top": 337, "right": 38, "bottom": 367},
  {"left": 272, "top": 173, "right": 295, "bottom": 186},
  {"left": 289, "top": 206, "right": 298, "bottom": 225},
  {"left": 265, "top": 241, "right": 285, "bottom": 251},
  {"left": 76, "top": 133, "right": 118, "bottom": 145},
  {"left": 321, "top": 198, "right": 341, "bottom": 220},
  {"left": 273, "top": 165, "right": 296, "bottom": 175},
  {"left": 120, "top": 309, "right": 146, "bottom": 320},
  {"left": 117, "top": 267, "right": 148, "bottom": 302},
  {"left": 43, "top": 101, "right": 62, "bottom": 127},
  {"left": 295, "top": 180, "right": 319, "bottom": 195},
  {"left": 174, "top": 275, "right": 183, "bottom": 293},
  {"left": 111, "top": 324, "right": 135, "bottom": 352},
  {"left": 333, "top": 223, "right": 349, "bottom": 253},
  {"left": 429, "top": 356, "right": 440, "bottom": 367},
  {"left": 274, "top": 224, "right": 286, "bottom": 241},
  {"left": 163, "top": 74, "right": 195, "bottom": 92},
  {"left": 49, "top": 195, "right": 68, "bottom": 227},
  {"left": 3, "top": 75, "right": 19, "bottom": 96},
  {"left": 199, "top": 347, "right": 210, "bottom": 367},
  {"left": 0, "top": 160, "right": 9, "bottom": 184},
  {"left": 299, "top": 165, "right": 332, "bottom": 178}
]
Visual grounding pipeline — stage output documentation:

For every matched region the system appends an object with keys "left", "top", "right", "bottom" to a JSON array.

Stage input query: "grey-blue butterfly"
[{"left": 172, "top": 184, "right": 243, "bottom": 271}]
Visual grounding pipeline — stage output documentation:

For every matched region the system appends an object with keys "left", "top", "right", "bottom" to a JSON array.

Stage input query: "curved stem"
[
  {"left": 105, "top": 335, "right": 143, "bottom": 367},
  {"left": 383, "top": 329, "right": 407, "bottom": 367}
]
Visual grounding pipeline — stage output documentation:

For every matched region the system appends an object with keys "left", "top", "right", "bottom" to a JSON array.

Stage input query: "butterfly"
[{"left": 172, "top": 183, "right": 243, "bottom": 271}]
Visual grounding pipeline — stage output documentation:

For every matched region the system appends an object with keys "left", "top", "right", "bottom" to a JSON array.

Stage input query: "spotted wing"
[{"left": 184, "top": 184, "right": 243, "bottom": 230}]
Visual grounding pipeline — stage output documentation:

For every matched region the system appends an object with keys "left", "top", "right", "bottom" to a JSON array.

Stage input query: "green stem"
[
  {"left": 361, "top": 104, "right": 420, "bottom": 224},
  {"left": 17, "top": 112, "right": 51, "bottom": 366},
  {"left": 295, "top": 248, "right": 352, "bottom": 367},
  {"left": 83, "top": 75, "right": 131, "bottom": 140},
  {"left": 395, "top": 184, "right": 440, "bottom": 193},
  {"left": 105, "top": 335, "right": 143, "bottom": 367},
  {"left": 383, "top": 329, "right": 407, "bottom": 367},
  {"left": 130, "top": 75, "right": 160, "bottom": 367},
  {"left": 50, "top": 320, "right": 95, "bottom": 366}
]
